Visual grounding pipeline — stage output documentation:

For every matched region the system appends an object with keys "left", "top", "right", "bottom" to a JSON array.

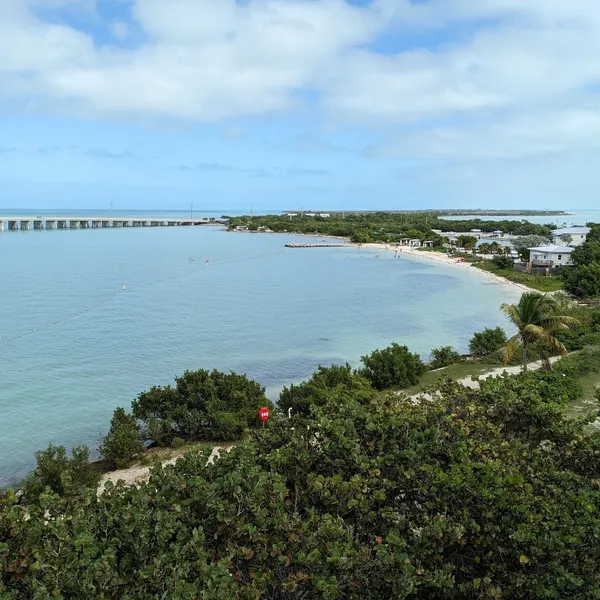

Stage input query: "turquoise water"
[
  {"left": 0, "top": 225, "right": 520, "bottom": 486},
  {"left": 440, "top": 209, "right": 600, "bottom": 227}
]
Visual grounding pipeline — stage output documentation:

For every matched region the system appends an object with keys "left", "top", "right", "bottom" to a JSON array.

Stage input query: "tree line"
[
  {"left": 560, "top": 223, "right": 600, "bottom": 298},
  {"left": 227, "top": 212, "right": 554, "bottom": 245},
  {"left": 2, "top": 293, "right": 600, "bottom": 598}
]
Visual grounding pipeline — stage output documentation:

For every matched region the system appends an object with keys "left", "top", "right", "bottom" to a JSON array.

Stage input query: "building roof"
[
  {"left": 529, "top": 245, "right": 575, "bottom": 253},
  {"left": 552, "top": 227, "right": 591, "bottom": 236}
]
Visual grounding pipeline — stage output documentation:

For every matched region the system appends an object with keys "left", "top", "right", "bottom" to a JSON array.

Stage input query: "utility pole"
[
  {"left": 110, "top": 201, "right": 113, "bottom": 214},
  {"left": 190, "top": 202, "right": 193, "bottom": 220}
]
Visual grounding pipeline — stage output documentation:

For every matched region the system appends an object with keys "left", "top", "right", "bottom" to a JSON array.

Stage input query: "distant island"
[{"left": 281, "top": 209, "right": 569, "bottom": 217}]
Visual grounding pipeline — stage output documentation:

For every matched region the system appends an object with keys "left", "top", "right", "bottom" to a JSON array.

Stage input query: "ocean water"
[
  {"left": 440, "top": 209, "right": 600, "bottom": 227},
  {"left": 0, "top": 225, "right": 520, "bottom": 487}
]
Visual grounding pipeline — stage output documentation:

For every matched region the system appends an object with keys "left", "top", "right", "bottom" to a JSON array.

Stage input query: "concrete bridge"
[{"left": 0, "top": 217, "right": 227, "bottom": 232}]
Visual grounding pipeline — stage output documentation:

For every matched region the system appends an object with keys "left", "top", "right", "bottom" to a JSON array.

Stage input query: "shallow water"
[
  {"left": 439, "top": 209, "right": 600, "bottom": 227},
  {"left": 0, "top": 225, "right": 520, "bottom": 486}
]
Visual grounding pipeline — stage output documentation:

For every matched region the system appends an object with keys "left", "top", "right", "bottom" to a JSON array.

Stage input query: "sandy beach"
[
  {"left": 357, "top": 242, "right": 531, "bottom": 294},
  {"left": 234, "top": 230, "right": 530, "bottom": 295}
]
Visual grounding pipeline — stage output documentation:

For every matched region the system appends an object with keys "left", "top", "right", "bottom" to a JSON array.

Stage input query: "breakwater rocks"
[{"left": 284, "top": 243, "right": 347, "bottom": 248}]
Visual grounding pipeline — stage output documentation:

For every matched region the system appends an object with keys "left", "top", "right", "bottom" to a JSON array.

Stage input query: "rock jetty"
[{"left": 284, "top": 243, "right": 347, "bottom": 248}]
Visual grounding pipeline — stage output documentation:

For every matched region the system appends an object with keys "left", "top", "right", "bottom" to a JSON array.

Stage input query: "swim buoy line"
[{"left": 1, "top": 249, "right": 284, "bottom": 347}]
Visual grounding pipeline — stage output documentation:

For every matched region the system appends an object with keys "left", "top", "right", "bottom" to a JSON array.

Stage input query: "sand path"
[
  {"left": 406, "top": 356, "right": 562, "bottom": 402},
  {"left": 97, "top": 445, "right": 228, "bottom": 495}
]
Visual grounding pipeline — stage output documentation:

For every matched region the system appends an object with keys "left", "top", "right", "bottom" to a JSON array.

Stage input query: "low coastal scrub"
[
  {"left": 359, "top": 342, "right": 426, "bottom": 390},
  {"left": 100, "top": 407, "right": 144, "bottom": 469},
  {"left": 560, "top": 227, "right": 600, "bottom": 298},
  {"left": 4, "top": 367, "right": 600, "bottom": 598},
  {"left": 227, "top": 212, "right": 555, "bottom": 244},
  {"left": 23, "top": 444, "right": 100, "bottom": 503},
  {"left": 468, "top": 326, "right": 507, "bottom": 357},
  {"left": 474, "top": 262, "right": 564, "bottom": 292},
  {"left": 278, "top": 364, "right": 375, "bottom": 417},
  {"left": 5, "top": 292, "right": 599, "bottom": 598},
  {"left": 428, "top": 345, "right": 462, "bottom": 369},
  {"left": 131, "top": 368, "right": 272, "bottom": 446},
  {"left": 97, "top": 369, "right": 273, "bottom": 470}
]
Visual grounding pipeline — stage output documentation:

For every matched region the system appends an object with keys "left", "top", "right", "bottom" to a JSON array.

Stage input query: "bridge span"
[{"left": 0, "top": 217, "right": 227, "bottom": 232}]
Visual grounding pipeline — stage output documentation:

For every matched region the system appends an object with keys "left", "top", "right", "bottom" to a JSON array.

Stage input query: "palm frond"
[
  {"left": 547, "top": 336, "right": 569, "bottom": 357},
  {"left": 503, "top": 335, "right": 521, "bottom": 365},
  {"left": 538, "top": 315, "right": 581, "bottom": 327},
  {"left": 521, "top": 323, "right": 547, "bottom": 342},
  {"left": 501, "top": 303, "right": 523, "bottom": 329}
]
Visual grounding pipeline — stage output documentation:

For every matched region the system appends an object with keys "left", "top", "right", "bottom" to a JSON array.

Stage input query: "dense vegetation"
[
  {"left": 468, "top": 327, "right": 508, "bottom": 357},
  {"left": 100, "top": 407, "right": 144, "bottom": 469},
  {"left": 3, "top": 350, "right": 600, "bottom": 598},
  {"left": 560, "top": 224, "right": 600, "bottom": 298},
  {"left": 474, "top": 262, "right": 564, "bottom": 292},
  {"left": 278, "top": 364, "right": 375, "bottom": 418},
  {"left": 429, "top": 345, "right": 462, "bottom": 369},
  {"left": 228, "top": 212, "right": 554, "bottom": 244},
  {"left": 3, "top": 292, "right": 600, "bottom": 598},
  {"left": 22, "top": 445, "right": 100, "bottom": 504},
  {"left": 501, "top": 292, "right": 580, "bottom": 370},
  {"left": 130, "top": 368, "right": 272, "bottom": 446},
  {"left": 359, "top": 343, "right": 426, "bottom": 390}
]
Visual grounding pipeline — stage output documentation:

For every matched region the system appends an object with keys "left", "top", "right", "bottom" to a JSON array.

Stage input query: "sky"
[{"left": 1, "top": 0, "right": 600, "bottom": 211}]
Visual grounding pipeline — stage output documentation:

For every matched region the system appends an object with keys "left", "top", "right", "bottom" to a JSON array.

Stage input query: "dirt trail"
[
  {"left": 97, "top": 445, "right": 228, "bottom": 495},
  {"left": 407, "top": 356, "right": 562, "bottom": 401}
]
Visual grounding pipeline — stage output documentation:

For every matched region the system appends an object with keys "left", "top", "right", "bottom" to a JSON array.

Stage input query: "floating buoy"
[{"left": 122, "top": 285, "right": 126, "bottom": 291}]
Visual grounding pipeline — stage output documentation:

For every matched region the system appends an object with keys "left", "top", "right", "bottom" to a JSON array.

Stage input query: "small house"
[
  {"left": 529, "top": 245, "right": 574, "bottom": 268},
  {"left": 551, "top": 227, "right": 590, "bottom": 247}
]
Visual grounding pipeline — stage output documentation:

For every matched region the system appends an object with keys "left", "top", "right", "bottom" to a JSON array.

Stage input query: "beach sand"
[
  {"left": 97, "top": 445, "right": 230, "bottom": 495},
  {"left": 358, "top": 243, "right": 530, "bottom": 294}
]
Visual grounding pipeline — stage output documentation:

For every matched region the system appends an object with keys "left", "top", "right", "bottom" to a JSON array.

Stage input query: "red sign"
[{"left": 259, "top": 407, "right": 270, "bottom": 422}]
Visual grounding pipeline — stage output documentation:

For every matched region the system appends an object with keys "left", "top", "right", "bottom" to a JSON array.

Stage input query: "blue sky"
[{"left": 1, "top": 0, "right": 600, "bottom": 211}]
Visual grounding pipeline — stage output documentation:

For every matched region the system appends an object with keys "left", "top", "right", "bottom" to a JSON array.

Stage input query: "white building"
[
  {"left": 551, "top": 227, "right": 590, "bottom": 247},
  {"left": 529, "top": 245, "right": 575, "bottom": 267}
]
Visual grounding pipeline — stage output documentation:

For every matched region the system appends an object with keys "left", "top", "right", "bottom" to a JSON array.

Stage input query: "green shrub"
[
  {"left": 171, "top": 436, "right": 186, "bottom": 449},
  {"left": 359, "top": 342, "right": 426, "bottom": 390},
  {"left": 132, "top": 369, "right": 270, "bottom": 445},
  {"left": 210, "top": 412, "right": 246, "bottom": 440},
  {"left": 278, "top": 364, "right": 375, "bottom": 417},
  {"left": 525, "top": 369, "right": 583, "bottom": 405},
  {"left": 23, "top": 444, "right": 100, "bottom": 502},
  {"left": 6, "top": 372, "right": 600, "bottom": 598},
  {"left": 492, "top": 254, "right": 514, "bottom": 269},
  {"left": 469, "top": 327, "right": 507, "bottom": 357},
  {"left": 561, "top": 263, "right": 600, "bottom": 299},
  {"left": 100, "top": 408, "right": 143, "bottom": 469},
  {"left": 429, "top": 345, "right": 462, "bottom": 369},
  {"left": 557, "top": 345, "right": 600, "bottom": 377}
]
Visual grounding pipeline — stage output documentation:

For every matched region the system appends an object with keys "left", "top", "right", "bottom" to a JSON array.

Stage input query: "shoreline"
[
  {"left": 358, "top": 242, "right": 531, "bottom": 294},
  {"left": 233, "top": 230, "right": 529, "bottom": 295}
]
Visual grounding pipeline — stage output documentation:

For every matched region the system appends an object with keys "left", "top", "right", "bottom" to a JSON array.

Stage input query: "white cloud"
[
  {"left": 1, "top": 0, "right": 600, "bottom": 165},
  {"left": 110, "top": 21, "right": 128, "bottom": 40}
]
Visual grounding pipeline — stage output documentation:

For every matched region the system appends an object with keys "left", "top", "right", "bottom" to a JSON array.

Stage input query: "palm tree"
[{"left": 501, "top": 292, "right": 580, "bottom": 371}]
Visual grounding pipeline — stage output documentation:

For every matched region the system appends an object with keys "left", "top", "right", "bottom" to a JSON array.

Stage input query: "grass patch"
[
  {"left": 564, "top": 371, "right": 600, "bottom": 420},
  {"left": 474, "top": 263, "right": 564, "bottom": 292},
  {"left": 401, "top": 361, "right": 500, "bottom": 396}
]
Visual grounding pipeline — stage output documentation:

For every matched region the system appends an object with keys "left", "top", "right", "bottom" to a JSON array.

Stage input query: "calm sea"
[
  {"left": 440, "top": 209, "right": 600, "bottom": 227},
  {"left": 0, "top": 221, "right": 520, "bottom": 487}
]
